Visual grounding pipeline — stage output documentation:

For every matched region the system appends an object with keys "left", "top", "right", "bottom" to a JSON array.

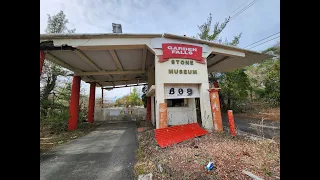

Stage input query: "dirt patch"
[
  {"left": 134, "top": 130, "right": 280, "bottom": 179},
  {"left": 234, "top": 107, "right": 280, "bottom": 121},
  {"left": 137, "top": 120, "right": 154, "bottom": 128},
  {"left": 40, "top": 122, "right": 102, "bottom": 154}
]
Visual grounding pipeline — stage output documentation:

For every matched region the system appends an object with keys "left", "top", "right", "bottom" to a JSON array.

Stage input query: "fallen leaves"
[{"left": 135, "top": 129, "right": 280, "bottom": 179}]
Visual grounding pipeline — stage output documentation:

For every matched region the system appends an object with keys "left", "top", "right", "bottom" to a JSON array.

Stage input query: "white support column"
[
  {"left": 199, "top": 83, "right": 213, "bottom": 130},
  {"left": 154, "top": 55, "right": 165, "bottom": 129},
  {"left": 200, "top": 52, "right": 214, "bottom": 130}
]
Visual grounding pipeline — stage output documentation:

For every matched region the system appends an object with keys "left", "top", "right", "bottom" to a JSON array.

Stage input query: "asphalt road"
[
  {"left": 40, "top": 121, "right": 138, "bottom": 180},
  {"left": 222, "top": 115, "right": 280, "bottom": 139}
]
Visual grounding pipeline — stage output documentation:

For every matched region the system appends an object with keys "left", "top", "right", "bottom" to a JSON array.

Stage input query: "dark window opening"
[{"left": 166, "top": 98, "right": 187, "bottom": 107}]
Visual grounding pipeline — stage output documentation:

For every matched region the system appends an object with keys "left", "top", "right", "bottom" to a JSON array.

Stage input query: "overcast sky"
[{"left": 40, "top": 0, "right": 280, "bottom": 99}]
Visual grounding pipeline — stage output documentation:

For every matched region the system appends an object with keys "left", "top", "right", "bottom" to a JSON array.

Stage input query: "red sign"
[{"left": 158, "top": 43, "right": 206, "bottom": 64}]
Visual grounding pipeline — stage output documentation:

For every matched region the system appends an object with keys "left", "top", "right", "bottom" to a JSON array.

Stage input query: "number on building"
[
  {"left": 178, "top": 88, "right": 183, "bottom": 94},
  {"left": 169, "top": 88, "right": 175, "bottom": 94},
  {"left": 187, "top": 88, "right": 193, "bottom": 95}
]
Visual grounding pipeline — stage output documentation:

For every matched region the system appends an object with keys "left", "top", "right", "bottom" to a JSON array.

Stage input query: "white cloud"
[
  {"left": 40, "top": 0, "right": 280, "bottom": 51},
  {"left": 40, "top": 0, "right": 279, "bottom": 97}
]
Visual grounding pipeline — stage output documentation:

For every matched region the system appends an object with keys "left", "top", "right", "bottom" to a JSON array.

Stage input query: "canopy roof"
[{"left": 40, "top": 33, "right": 271, "bottom": 87}]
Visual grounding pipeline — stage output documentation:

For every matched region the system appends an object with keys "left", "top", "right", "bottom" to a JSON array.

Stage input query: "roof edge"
[
  {"left": 163, "top": 33, "right": 267, "bottom": 55},
  {"left": 40, "top": 33, "right": 163, "bottom": 40},
  {"left": 39, "top": 33, "right": 273, "bottom": 57}
]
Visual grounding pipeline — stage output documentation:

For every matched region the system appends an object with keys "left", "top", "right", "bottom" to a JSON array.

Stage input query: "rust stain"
[
  {"left": 159, "top": 103, "right": 168, "bottom": 128},
  {"left": 208, "top": 89, "right": 223, "bottom": 132}
]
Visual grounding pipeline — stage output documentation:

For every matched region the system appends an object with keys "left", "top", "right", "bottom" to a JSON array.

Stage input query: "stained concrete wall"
[
  {"left": 94, "top": 107, "right": 146, "bottom": 122},
  {"left": 167, "top": 98, "right": 197, "bottom": 125},
  {"left": 154, "top": 55, "right": 213, "bottom": 130}
]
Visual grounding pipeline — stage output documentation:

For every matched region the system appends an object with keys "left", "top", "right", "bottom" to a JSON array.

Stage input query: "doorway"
[{"left": 195, "top": 98, "right": 202, "bottom": 127}]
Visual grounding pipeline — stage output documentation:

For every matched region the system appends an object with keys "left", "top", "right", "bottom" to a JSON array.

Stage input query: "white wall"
[
  {"left": 167, "top": 98, "right": 197, "bottom": 125},
  {"left": 154, "top": 55, "right": 213, "bottom": 130}
]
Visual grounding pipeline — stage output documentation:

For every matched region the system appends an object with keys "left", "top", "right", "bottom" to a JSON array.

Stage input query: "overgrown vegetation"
[
  {"left": 141, "top": 85, "right": 148, "bottom": 108},
  {"left": 40, "top": 11, "right": 92, "bottom": 135},
  {"left": 115, "top": 87, "right": 143, "bottom": 107},
  {"left": 196, "top": 14, "right": 280, "bottom": 113}
]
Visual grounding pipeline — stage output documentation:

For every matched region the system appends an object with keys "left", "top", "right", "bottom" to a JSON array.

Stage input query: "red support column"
[
  {"left": 68, "top": 76, "right": 81, "bottom": 131},
  {"left": 146, "top": 97, "right": 151, "bottom": 121},
  {"left": 88, "top": 82, "right": 96, "bottom": 123},
  {"left": 40, "top": 50, "right": 45, "bottom": 77},
  {"left": 208, "top": 88, "right": 223, "bottom": 132},
  {"left": 227, "top": 110, "right": 236, "bottom": 136}
]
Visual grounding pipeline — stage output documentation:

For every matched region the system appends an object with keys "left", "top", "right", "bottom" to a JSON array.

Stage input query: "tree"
[
  {"left": 196, "top": 14, "right": 250, "bottom": 112},
  {"left": 115, "top": 87, "right": 143, "bottom": 107},
  {"left": 141, "top": 85, "right": 148, "bottom": 108},
  {"left": 246, "top": 43, "right": 280, "bottom": 105},
  {"left": 219, "top": 69, "right": 252, "bottom": 111},
  {"left": 197, "top": 13, "right": 231, "bottom": 42},
  {"left": 197, "top": 13, "right": 242, "bottom": 83},
  {"left": 40, "top": 11, "right": 75, "bottom": 117},
  {"left": 128, "top": 87, "right": 142, "bottom": 106},
  {"left": 45, "top": 10, "right": 76, "bottom": 34},
  {"left": 263, "top": 58, "right": 280, "bottom": 105}
]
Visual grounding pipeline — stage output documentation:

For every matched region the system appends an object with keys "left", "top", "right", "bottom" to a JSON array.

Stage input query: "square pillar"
[
  {"left": 88, "top": 82, "right": 96, "bottom": 123},
  {"left": 68, "top": 76, "right": 81, "bottom": 130},
  {"left": 208, "top": 88, "right": 223, "bottom": 132}
]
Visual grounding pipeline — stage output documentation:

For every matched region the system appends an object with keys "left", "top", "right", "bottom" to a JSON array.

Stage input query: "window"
[{"left": 166, "top": 98, "right": 188, "bottom": 107}]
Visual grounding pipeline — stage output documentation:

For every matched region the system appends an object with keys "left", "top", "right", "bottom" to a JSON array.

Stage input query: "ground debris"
[
  {"left": 138, "top": 173, "right": 153, "bottom": 180},
  {"left": 134, "top": 129, "right": 280, "bottom": 179},
  {"left": 157, "top": 164, "right": 163, "bottom": 173},
  {"left": 242, "top": 170, "right": 264, "bottom": 180}
]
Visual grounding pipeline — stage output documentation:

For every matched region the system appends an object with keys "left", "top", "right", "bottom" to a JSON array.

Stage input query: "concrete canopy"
[{"left": 40, "top": 33, "right": 272, "bottom": 88}]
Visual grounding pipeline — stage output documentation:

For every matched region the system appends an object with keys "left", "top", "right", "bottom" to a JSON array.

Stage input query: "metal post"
[{"left": 227, "top": 110, "right": 236, "bottom": 136}]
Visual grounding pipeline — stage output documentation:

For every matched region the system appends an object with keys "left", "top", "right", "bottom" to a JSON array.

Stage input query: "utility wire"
[
  {"left": 244, "top": 32, "right": 280, "bottom": 48},
  {"left": 230, "top": 0, "right": 260, "bottom": 21},
  {"left": 248, "top": 36, "right": 280, "bottom": 49},
  {"left": 229, "top": 0, "right": 252, "bottom": 16}
]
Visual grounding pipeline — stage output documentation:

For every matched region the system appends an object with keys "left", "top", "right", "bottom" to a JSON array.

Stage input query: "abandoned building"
[{"left": 40, "top": 33, "right": 270, "bottom": 131}]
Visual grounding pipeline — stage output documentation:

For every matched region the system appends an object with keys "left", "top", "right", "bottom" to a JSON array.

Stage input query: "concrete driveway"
[{"left": 40, "top": 121, "right": 138, "bottom": 180}]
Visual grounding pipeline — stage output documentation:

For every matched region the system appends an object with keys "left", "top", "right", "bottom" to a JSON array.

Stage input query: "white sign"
[{"left": 164, "top": 84, "right": 200, "bottom": 99}]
